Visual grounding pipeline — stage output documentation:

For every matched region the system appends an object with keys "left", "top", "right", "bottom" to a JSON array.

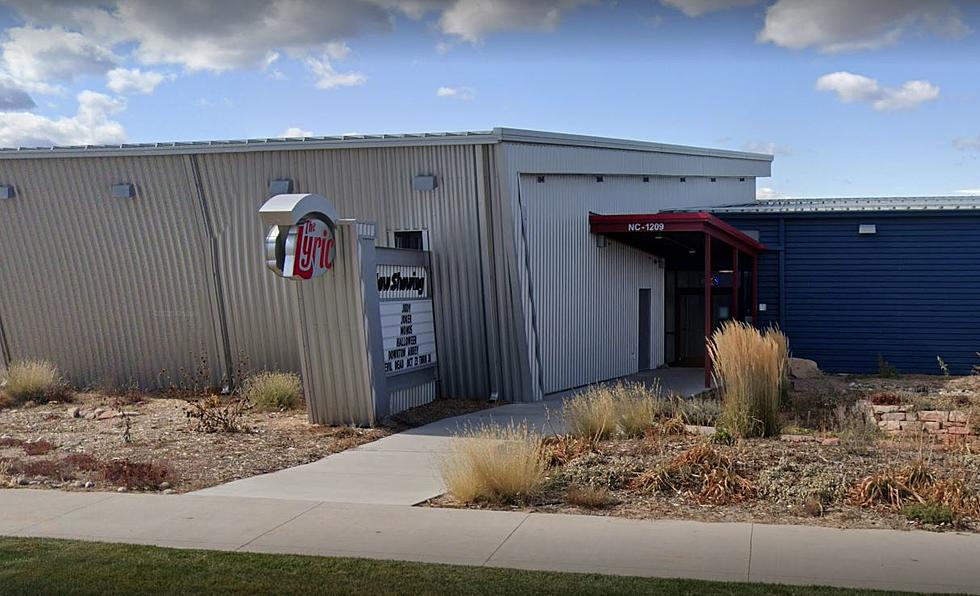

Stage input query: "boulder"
[{"left": 788, "top": 357, "right": 821, "bottom": 379}]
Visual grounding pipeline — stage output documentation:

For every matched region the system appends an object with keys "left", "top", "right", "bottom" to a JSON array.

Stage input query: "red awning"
[{"left": 588, "top": 211, "right": 765, "bottom": 254}]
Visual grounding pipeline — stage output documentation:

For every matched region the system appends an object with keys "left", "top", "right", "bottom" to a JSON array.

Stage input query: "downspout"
[{"left": 186, "top": 154, "right": 235, "bottom": 390}]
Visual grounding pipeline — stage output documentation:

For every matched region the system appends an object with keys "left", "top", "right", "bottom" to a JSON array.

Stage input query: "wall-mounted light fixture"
[
  {"left": 595, "top": 234, "right": 608, "bottom": 248},
  {"left": 111, "top": 183, "right": 135, "bottom": 199},
  {"left": 858, "top": 224, "right": 877, "bottom": 235},
  {"left": 412, "top": 175, "right": 438, "bottom": 192},
  {"left": 0, "top": 185, "right": 14, "bottom": 200},
  {"left": 269, "top": 178, "right": 294, "bottom": 194}
]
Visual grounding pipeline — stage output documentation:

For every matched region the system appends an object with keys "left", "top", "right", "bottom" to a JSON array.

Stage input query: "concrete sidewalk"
[
  {"left": 3, "top": 489, "right": 980, "bottom": 594},
  {"left": 192, "top": 367, "right": 706, "bottom": 505}
]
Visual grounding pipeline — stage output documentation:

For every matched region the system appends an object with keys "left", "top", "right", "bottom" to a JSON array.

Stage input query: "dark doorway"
[
  {"left": 638, "top": 289, "right": 652, "bottom": 370},
  {"left": 676, "top": 289, "right": 706, "bottom": 366}
]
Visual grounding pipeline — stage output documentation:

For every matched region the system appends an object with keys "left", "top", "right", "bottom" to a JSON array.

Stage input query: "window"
[{"left": 393, "top": 230, "right": 428, "bottom": 250}]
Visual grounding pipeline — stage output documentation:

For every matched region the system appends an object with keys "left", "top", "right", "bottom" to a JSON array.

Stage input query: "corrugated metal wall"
[
  {"left": 723, "top": 213, "right": 980, "bottom": 375},
  {"left": 518, "top": 174, "right": 756, "bottom": 394},
  {"left": 0, "top": 155, "right": 226, "bottom": 388},
  {"left": 389, "top": 381, "right": 437, "bottom": 414},
  {"left": 494, "top": 142, "right": 765, "bottom": 400},
  {"left": 194, "top": 145, "right": 491, "bottom": 400},
  {"left": 0, "top": 144, "right": 493, "bottom": 399}
]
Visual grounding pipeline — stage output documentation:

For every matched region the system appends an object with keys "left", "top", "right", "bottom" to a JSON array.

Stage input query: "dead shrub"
[
  {"left": 7, "top": 458, "right": 71, "bottom": 481},
  {"left": 441, "top": 423, "right": 548, "bottom": 503},
  {"left": 869, "top": 392, "right": 901, "bottom": 406},
  {"left": 241, "top": 371, "right": 302, "bottom": 411},
  {"left": 63, "top": 452, "right": 101, "bottom": 471},
  {"left": 632, "top": 442, "right": 754, "bottom": 505},
  {"left": 0, "top": 437, "right": 25, "bottom": 448},
  {"left": 566, "top": 485, "right": 614, "bottom": 509},
  {"left": 22, "top": 440, "right": 56, "bottom": 456},
  {"left": 100, "top": 459, "right": 175, "bottom": 490},
  {"left": 850, "top": 460, "right": 980, "bottom": 520},
  {"left": 709, "top": 322, "right": 786, "bottom": 438},
  {"left": 541, "top": 434, "right": 594, "bottom": 466},
  {"left": 184, "top": 395, "right": 252, "bottom": 433},
  {"left": 1, "top": 360, "right": 72, "bottom": 405}
]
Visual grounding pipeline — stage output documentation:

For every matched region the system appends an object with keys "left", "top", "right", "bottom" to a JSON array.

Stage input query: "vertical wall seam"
[
  {"left": 515, "top": 177, "right": 546, "bottom": 398},
  {"left": 0, "top": 313, "right": 10, "bottom": 368},
  {"left": 187, "top": 154, "right": 235, "bottom": 387},
  {"left": 472, "top": 145, "right": 495, "bottom": 399}
]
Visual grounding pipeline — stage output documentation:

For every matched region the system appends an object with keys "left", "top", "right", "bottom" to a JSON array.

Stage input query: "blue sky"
[{"left": 0, "top": 0, "right": 978, "bottom": 198}]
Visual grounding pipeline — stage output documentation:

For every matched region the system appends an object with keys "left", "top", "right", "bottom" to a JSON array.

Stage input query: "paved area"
[
  {"left": 192, "top": 367, "right": 706, "bottom": 505},
  {"left": 3, "top": 489, "right": 980, "bottom": 594}
]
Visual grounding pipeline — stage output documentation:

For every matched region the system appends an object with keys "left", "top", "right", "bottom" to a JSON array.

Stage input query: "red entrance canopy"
[{"left": 588, "top": 211, "right": 765, "bottom": 254}]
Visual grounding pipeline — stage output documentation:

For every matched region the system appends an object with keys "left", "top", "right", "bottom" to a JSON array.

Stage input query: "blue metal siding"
[{"left": 722, "top": 213, "right": 980, "bottom": 375}]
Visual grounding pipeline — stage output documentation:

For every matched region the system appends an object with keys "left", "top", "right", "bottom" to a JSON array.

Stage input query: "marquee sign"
[
  {"left": 378, "top": 265, "right": 436, "bottom": 376},
  {"left": 259, "top": 193, "right": 339, "bottom": 281}
]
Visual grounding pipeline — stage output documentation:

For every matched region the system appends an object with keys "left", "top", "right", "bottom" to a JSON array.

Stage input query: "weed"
[
  {"left": 877, "top": 354, "right": 899, "bottom": 378},
  {"left": 801, "top": 498, "right": 824, "bottom": 517},
  {"left": 835, "top": 404, "right": 879, "bottom": 455},
  {"left": 184, "top": 396, "right": 252, "bottom": 433},
  {"left": 540, "top": 434, "right": 593, "bottom": 467},
  {"left": 0, "top": 360, "right": 72, "bottom": 405},
  {"left": 441, "top": 423, "right": 548, "bottom": 503},
  {"left": 903, "top": 502, "right": 954, "bottom": 525},
  {"left": 565, "top": 485, "right": 614, "bottom": 509},
  {"left": 22, "top": 440, "right": 56, "bottom": 456},
  {"left": 62, "top": 453, "right": 101, "bottom": 471},
  {"left": 241, "top": 371, "right": 303, "bottom": 411},
  {"left": 100, "top": 460, "right": 174, "bottom": 490},
  {"left": 937, "top": 356, "right": 950, "bottom": 377},
  {"left": 709, "top": 427, "right": 736, "bottom": 446},
  {"left": 676, "top": 398, "right": 722, "bottom": 427},
  {"left": 708, "top": 322, "right": 786, "bottom": 438},
  {"left": 869, "top": 392, "right": 900, "bottom": 406}
]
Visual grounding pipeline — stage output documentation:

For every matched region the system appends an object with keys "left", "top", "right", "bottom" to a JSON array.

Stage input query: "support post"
[
  {"left": 752, "top": 255, "right": 759, "bottom": 326},
  {"left": 704, "top": 234, "right": 712, "bottom": 388},
  {"left": 731, "top": 246, "right": 739, "bottom": 323}
]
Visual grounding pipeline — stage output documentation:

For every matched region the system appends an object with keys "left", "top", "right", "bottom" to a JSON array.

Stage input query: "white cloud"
[
  {"left": 106, "top": 67, "right": 173, "bottom": 94},
  {"left": 660, "top": 0, "right": 757, "bottom": 18},
  {"left": 305, "top": 55, "right": 366, "bottom": 89},
  {"left": 281, "top": 127, "right": 312, "bottom": 137},
  {"left": 1, "top": 25, "right": 118, "bottom": 93},
  {"left": 437, "top": 0, "right": 594, "bottom": 43},
  {"left": 955, "top": 189, "right": 980, "bottom": 195},
  {"left": 953, "top": 135, "right": 980, "bottom": 152},
  {"left": 815, "top": 71, "right": 939, "bottom": 111},
  {"left": 756, "top": 187, "right": 781, "bottom": 199},
  {"left": 759, "top": 0, "right": 971, "bottom": 53},
  {"left": 0, "top": 89, "right": 126, "bottom": 148},
  {"left": 436, "top": 85, "right": 475, "bottom": 100},
  {"left": 743, "top": 140, "right": 792, "bottom": 156}
]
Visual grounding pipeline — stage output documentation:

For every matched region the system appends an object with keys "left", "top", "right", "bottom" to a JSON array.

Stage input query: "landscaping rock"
[
  {"left": 820, "top": 437, "right": 840, "bottom": 447},
  {"left": 880, "top": 412, "right": 906, "bottom": 421},
  {"left": 947, "top": 426, "right": 971, "bottom": 435},
  {"left": 788, "top": 358, "right": 821, "bottom": 379},
  {"left": 949, "top": 411, "right": 969, "bottom": 424},
  {"left": 917, "top": 411, "right": 948, "bottom": 423},
  {"left": 67, "top": 407, "right": 81, "bottom": 418}
]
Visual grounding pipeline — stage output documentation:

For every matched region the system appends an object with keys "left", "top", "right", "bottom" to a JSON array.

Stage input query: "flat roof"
[
  {"left": 0, "top": 127, "right": 773, "bottom": 162},
  {"left": 673, "top": 196, "right": 980, "bottom": 214}
]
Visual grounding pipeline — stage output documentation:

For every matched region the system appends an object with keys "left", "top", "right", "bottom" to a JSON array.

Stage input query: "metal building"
[
  {"left": 699, "top": 197, "right": 980, "bottom": 375},
  {"left": 0, "top": 128, "right": 771, "bottom": 409}
]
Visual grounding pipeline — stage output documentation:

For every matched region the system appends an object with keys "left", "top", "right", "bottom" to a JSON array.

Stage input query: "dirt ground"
[
  {"left": 429, "top": 374, "right": 980, "bottom": 533},
  {"left": 0, "top": 393, "right": 491, "bottom": 493}
]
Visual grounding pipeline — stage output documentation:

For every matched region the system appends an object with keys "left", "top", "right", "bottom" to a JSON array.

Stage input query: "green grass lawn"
[{"left": 0, "top": 537, "right": 916, "bottom": 596}]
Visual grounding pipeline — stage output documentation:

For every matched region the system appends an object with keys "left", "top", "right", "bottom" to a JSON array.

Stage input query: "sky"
[{"left": 0, "top": 0, "right": 978, "bottom": 199}]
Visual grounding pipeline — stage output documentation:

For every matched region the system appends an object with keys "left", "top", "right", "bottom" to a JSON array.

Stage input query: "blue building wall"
[{"left": 721, "top": 212, "right": 980, "bottom": 375}]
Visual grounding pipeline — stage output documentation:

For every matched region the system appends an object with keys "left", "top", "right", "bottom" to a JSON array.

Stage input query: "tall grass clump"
[
  {"left": 563, "top": 384, "right": 620, "bottom": 440},
  {"left": 240, "top": 371, "right": 302, "bottom": 411},
  {"left": 708, "top": 321, "right": 787, "bottom": 438},
  {"left": 563, "top": 382, "right": 671, "bottom": 439},
  {"left": 1, "top": 360, "right": 68, "bottom": 405},
  {"left": 441, "top": 423, "right": 548, "bottom": 503}
]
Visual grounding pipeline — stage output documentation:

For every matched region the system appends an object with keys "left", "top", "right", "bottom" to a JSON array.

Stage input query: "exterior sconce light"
[
  {"left": 0, "top": 185, "right": 14, "bottom": 200},
  {"left": 858, "top": 224, "right": 877, "bottom": 235},
  {"left": 412, "top": 175, "right": 438, "bottom": 192},
  {"left": 269, "top": 178, "right": 294, "bottom": 194},
  {"left": 111, "top": 183, "right": 135, "bottom": 199}
]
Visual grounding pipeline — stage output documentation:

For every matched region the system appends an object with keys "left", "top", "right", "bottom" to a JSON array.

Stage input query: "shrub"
[
  {"left": 877, "top": 354, "right": 899, "bottom": 378},
  {"left": 869, "top": 392, "right": 900, "bottom": 406},
  {"left": 441, "top": 423, "right": 548, "bottom": 503},
  {"left": 100, "top": 460, "right": 174, "bottom": 490},
  {"left": 903, "top": 502, "right": 954, "bottom": 525},
  {"left": 835, "top": 404, "right": 879, "bottom": 454},
  {"left": 22, "top": 440, "right": 56, "bottom": 456},
  {"left": 566, "top": 485, "right": 614, "bottom": 509},
  {"left": 63, "top": 452, "right": 101, "bottom": 471},
  {"left": 632, "top": 442, "right": 753, "bottom": 505},
  {"left": 184, "top": 396, "right": 252, "bottom": 433},
  {"left": 709, "top": 427, "right": 736, "bottom": 446},
  {"left": 1, "top": 360, "right": 70, "bottom": 405},
  {"left": 563, "top": 385, "right": 620, "bottom": 440},
  {"left": 708, "top": 322, "right": 787, "bottom": 438},
  {"left": 676, "top": 397, "right": 722, "bottom": 427},
  {"left": 241, "top": 371, "right": 302, "bottom": 411}
]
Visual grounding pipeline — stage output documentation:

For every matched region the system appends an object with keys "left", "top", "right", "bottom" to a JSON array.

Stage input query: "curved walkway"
[{"left": 2, "top": 488, "right": 979, "bottom": 594}]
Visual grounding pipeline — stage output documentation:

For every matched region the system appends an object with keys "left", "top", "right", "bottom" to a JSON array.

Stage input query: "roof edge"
[{"left": 495, "top": 127, "right": 774, "bottom": 162}]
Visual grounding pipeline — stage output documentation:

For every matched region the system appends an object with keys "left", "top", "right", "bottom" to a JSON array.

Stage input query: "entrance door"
[
  {"left": 677, "top": 290, "right": 706, "bottom": 366},
  {"left": 638, "top": 289, "right": 652, "bottom": 370}
]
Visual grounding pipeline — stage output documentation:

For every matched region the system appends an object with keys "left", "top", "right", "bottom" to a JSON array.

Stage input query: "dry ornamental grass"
[
  {"left": 441, "top": 423, "right": 549, "bottom": 503},
  {"left": 241, "top": 371, "right": 303, "bottom": 411},
  {"left": 1, "top": 360, "right": 70, "bottom": 405}
]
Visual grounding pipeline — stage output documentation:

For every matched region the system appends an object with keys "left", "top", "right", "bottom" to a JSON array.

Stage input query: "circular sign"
[{"left": 265, "top": 216, "right": 336, "bottom": 280}]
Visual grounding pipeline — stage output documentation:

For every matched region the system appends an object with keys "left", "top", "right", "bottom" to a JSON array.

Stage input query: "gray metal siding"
[
  {"left": 518, "top": 173, "right": 755, "bottom": 395},
  {"left": 0, "top": 155, "right": 225, "bottom": 388},
  {"left": 722, "top": 213, "right": 980, "bottom": 375}
]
